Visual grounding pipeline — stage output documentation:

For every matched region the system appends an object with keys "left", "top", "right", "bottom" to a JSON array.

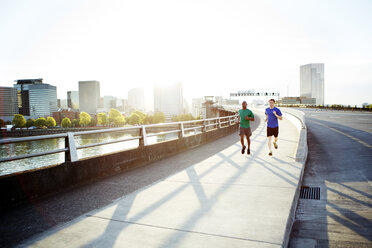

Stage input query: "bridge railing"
[{"left": 0, "top": 114, "right": 238, "bottom": 164}]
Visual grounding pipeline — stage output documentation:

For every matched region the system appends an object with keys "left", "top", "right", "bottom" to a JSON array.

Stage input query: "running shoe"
[
  {"left": 273, "top": 142, "right": 278, "bottom": 149},
  {"left": 269, "top": 152, "right": 272, "bottom": 156},
  {"left": 241, "top": 145, "right": 246, "bottom": 154},
  {"left": 247, "top": 149, "right": 250, "bottom": 155}
]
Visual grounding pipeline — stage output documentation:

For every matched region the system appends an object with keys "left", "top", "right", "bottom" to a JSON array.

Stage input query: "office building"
[
  {"left": 192, "top": 98, "right": 203, "bottom": 118},
  {"left": 79, "top": 81, "right": 100, "bottom": 114},
  {"left": 300, "top": 63, "right": 324, "bottom": 105},
  {"left": 0, "top": 86, "right": 18, "bottom": 117},
  {"left": 103, "top": 96, "right": 117, "bottom": 111},
  {"left": 128, "top": 88, "right": 145, "bottom": 111},
  {"left": 58, "top": 99, "right": 68, "bottom": 109},
  {"left": 67, "top": 91, "right": 79, "bottom": 110},
  {"left": 13, "top": 79, "right": 58, "bottom": 117},
  {"left": 154, "top": 82, "right": 183, "bottom": 117},
  {"left": 279, "top": 96, "right": 316, "bottom": 105}
]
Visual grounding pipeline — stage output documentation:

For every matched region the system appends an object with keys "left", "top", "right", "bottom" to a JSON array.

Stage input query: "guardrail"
[{"left": 0, "top": 115, "right": 238, "bottom": 164}]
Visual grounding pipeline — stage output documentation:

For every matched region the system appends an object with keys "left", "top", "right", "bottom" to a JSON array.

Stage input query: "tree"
[
  {"left": 153, "top": 112, "right": 165, "bottom": 123},
  {"left": 97, "top": 113, "right": 108, "bottom": 125},
  {"left": 132, "top": 110, "right": 146, "bottom": 124},
  {"left": 0, "top": 119, "right": 5, "bottom": 127},
  {"left": 143, "top": 115, "right": 153, "bottom": 124},
  {"left": 35, "top": 117, "right": 47, "bottom": 127},
  {"left": 172, "top": 113, "right": 194, "bottom": 122},
  {"left": 115, "top": 115, "right": 125, "bottom": 126},
  {"left": 72, "top": 119, "right": 80, "bottom": 127},
  {"left": 90, "top": 118, "right": 97, "bottom": 126},
  {"left": 26, "top": 118, "right": 35, "bottom": 128},
  {"left": 79, "top": 112, "right": 91, "bottom": 127},
  {"left": 12, "top": 114, "right": 26, "bottom": 128},
  {"left": 61, "top": 117, "right": 72, "bottom": 128},
  {"left": 108, "top": 108, "right": 125, "bottom": 126},
  {"left": 128, "top": 113, "right": 140, "bottom": 125},
  {"left": 46, "top": 117, "right": 56, "bottom": 127}
]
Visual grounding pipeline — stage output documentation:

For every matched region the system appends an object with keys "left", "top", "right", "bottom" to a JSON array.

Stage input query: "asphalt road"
[{"left": 289, "top": 109, "right": 372, "bottom": 247}]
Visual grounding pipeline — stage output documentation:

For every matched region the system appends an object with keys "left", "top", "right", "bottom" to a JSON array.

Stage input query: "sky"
[{"left": 0, "top": 0, "right": 371, "bottom": 106}]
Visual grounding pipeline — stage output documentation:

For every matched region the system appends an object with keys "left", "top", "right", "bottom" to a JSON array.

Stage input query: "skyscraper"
[
  {"left": 192, "top": 98, "right": 203, "bottom": 118},
  {"left": 13, "top": 79, "right": 58, "bottom": 117},
  {"left": 154, "top": 82, "right": 183, "bottom": 117},
  {"left": 300, "top": 63, "right": 324, "bottom": 105},
  {"left": 0, "top": 86, "right": 18, "bottom": 118},
  {"left": 79, "top": 81, "right": 100, "bottom": 114},
  {"left": 67, "top": 91, "right": 79, "bottom": 110},
  {"left": 128, "top": 88, "right": 145, "bottom": 111},
  {"left": 103, "top": 95, "right": 117, "bottom": 111}
]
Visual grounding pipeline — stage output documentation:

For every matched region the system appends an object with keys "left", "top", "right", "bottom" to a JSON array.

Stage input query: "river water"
[{"left": 0, "top": 131, "right": 184, "bottom": 176}]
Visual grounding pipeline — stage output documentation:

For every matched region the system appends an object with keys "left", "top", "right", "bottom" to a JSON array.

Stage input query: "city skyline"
[{"left": 0, "top": 0, "right": 371, "bottom": 106}]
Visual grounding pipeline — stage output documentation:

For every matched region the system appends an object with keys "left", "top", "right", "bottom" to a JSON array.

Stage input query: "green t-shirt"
[{"left": 239, "top": 109, "right": 254, "bottom": 128}]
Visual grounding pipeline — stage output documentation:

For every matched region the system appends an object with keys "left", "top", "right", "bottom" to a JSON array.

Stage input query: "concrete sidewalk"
[{"left": 19, "top": 113, "right": 304, "bottom": 248}]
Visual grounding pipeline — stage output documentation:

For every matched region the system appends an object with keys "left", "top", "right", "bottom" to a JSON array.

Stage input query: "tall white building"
[
  {"left": 13, "top": 79, "right": 58, "bottom": 117},
  {"left": 154, "top": 82, "right": 183, "bottom": 117},
  {"left": 79, "top": 81, "right": 100, "bottom": 114},
  {"left": 300, "top": 63, "right": 324, "bottom": 105},
  {"left": 128, "top": 87, "right": 145, "bottom": 111}
]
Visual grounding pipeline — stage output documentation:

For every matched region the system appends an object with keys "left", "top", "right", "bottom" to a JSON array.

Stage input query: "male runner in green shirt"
[{"left": 238, "top": 101, "right": 255, "bottom": 155}]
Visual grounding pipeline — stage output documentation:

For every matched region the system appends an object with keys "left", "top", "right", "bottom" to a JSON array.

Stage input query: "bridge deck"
[{"left": 19, "top": 113, "right": 303, "bottom": 248}]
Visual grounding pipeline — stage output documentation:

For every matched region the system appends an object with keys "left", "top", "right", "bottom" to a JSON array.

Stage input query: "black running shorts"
[{"left": 267, "top": 127, "right": 279, "bottom": 137}]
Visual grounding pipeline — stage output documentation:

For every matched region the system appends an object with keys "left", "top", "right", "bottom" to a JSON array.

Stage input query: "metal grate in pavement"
[{"left": 299, "top": 186, "right": 320, "bottom": 200}]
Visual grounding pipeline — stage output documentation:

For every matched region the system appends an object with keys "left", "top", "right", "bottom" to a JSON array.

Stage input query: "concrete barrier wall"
[
  {"left": 281, "top": 108, "right": 308, "bottom": 248},
  {"left": 0, "top": 123, "right": 238, "bottom": 211},
  {"left": 282, "top": 108, "right": 307, "bottom": 163}
]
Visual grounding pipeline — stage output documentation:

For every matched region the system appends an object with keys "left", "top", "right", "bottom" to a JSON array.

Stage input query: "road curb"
[{"left": 281, "top": 109, "right": 308, "bottom": 248}]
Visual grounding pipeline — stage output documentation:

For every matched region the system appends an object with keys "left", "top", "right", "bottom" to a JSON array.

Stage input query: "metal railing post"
[
  {"left": 203, "top": 120, "right": 207, "bottom": 132},
  {"left": 139, "top": 126, "right": 148, "bottom": 146},
  {"left": 65, "top": 132, "right": 78, "bottom": 162},
  {"left": 178, "top": 122, "right": 185, "bottom": 138}
]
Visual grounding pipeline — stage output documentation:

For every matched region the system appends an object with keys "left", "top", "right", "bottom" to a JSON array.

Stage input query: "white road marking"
[{"left": 310, "top": 120, "right": 372, "bottom": 149}]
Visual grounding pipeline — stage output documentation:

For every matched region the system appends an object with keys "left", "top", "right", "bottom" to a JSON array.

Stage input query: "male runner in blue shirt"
[{"left": 265, "top": 99, "right": 282, "bottom": 156}]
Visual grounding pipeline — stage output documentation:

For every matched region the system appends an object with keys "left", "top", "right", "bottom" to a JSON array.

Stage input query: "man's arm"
[
  {"left": 248, "top": 113, "right": 254, "bottom": 121},
  {"left": 273, "top": 111, "right": 283, "bottom": 120},
  {"left": 265, "top": 114, "right": 268, "bottom": 122}
]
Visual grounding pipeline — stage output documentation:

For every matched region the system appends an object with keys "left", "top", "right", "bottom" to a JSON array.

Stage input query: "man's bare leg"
[
  {"left": 240, "top": 135, "right": 246, "bottom": 154},
  {"left": 273, "top": 137, "right": 278, "bottom": 149},
  {"left": 246, "top": 136, "right": 251, "bottom": 154},
  {"left": 268, "top": 136, "right": 273, "bottom": 155}
]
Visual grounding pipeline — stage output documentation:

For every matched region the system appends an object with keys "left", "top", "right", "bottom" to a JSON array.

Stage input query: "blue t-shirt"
[{"left": 265, "top": 107, "right": 282, "bottom": 128}]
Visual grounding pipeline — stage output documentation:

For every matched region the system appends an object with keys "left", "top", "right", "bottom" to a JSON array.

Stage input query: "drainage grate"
[{"left": 300, "top": 186, "right": 320, "bottom": 200}]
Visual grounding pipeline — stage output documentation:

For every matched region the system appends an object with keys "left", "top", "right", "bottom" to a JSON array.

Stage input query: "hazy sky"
[{"left": 0, "top": 0, "right": 371, "bottom": 106}]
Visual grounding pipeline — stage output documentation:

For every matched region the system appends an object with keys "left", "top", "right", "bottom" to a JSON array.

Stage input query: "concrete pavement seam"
[
  {"left": 163, "top": 179, "right": 295, "bottom": 188},
  {"left": 87, "top": 214, "right": 283, "bottom": 246}
]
